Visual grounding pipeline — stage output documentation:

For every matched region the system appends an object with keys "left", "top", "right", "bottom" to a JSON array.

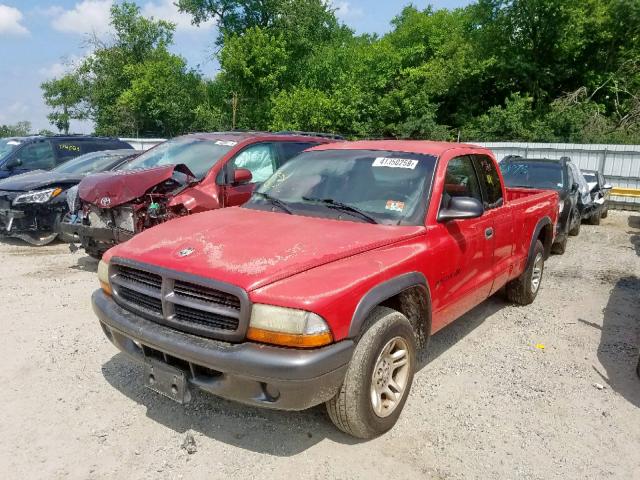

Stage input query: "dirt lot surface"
[{"left": 1, "top": 211, "right": 639, "bottom": 479}]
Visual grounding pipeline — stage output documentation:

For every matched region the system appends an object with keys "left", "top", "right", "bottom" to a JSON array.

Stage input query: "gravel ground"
[{"left": 0, "top": 211, "right": 639, "bottom": 479}]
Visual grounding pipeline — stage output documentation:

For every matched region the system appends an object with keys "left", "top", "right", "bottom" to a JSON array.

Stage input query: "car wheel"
[
  {"left": 551, "top": 237, "right": 567, "bottom": 255},
  {"left": 326, "top": 307, "right": 416, "bottom": 439},
  {"left": 589, "top": 211, "right": 601, "bottom": 225},
  {"left": 505, "top": 240, "right": 545, "bottom": 305},
  {"left": 568, "top": 210, "right": 581, "bottom": 236},
  {"left": 601, "top": 206, "right": 608, "bottom": 219},
  {"left": 16, "top": 232, "right": 58, "bottom": 246}
]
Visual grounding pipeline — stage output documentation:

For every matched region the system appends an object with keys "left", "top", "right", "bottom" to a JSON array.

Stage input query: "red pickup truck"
[
  {"left": 62, "top": 132, "right": 338, "bottom": 258},
  {"left": 92, "top": 141, "right": 558, "bottom": 438}
]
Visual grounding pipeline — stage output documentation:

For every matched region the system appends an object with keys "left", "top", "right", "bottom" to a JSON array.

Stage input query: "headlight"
[
  {"left": 97, "top": 259, "right": 112, "bottom": 295},
  {"left": 247, "top": 304, "right": 333, "bottom": 348},
  {"left": 13, "top": 187, "right": 63, "bottom": 205}
]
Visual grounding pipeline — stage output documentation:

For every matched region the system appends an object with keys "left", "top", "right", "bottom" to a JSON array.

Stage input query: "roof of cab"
[
  {"left": 179, "top": 131, "right": 342, "bottom": 142},
  {"left": 308, "top": 139, "right": 487, "bottom": 156}
]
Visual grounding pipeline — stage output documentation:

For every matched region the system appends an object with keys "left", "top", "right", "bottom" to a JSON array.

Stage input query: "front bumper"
[
  {"left": 61, "top": 218, "right": 133, "bottom": 255},
  {"left": 92, "top": 290, "right": 353, "bottom": 410},
  {"left": 0, "top": 206, "right": 57, "bottom": 236}
]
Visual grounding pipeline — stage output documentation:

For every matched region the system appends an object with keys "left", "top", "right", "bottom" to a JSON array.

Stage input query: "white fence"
[{"left": 476, "top": 142, "right": 640, "bottom": 209}]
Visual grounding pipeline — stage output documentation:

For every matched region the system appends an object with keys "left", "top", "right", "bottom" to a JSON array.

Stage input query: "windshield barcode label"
[{"left": 372, "top": 157, "right": 418, "bottom": 169}]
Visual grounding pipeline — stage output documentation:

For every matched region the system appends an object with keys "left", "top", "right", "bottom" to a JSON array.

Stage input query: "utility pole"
[{"left": 231, "top": 92, "right": 238, "bottom": 130}]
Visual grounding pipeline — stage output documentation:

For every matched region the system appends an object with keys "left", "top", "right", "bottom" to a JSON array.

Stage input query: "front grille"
[
  {"left": 174, "top": 304, "right": 239, "bottom": 331},
  {"left": 110, "top": 262, "right": 248, "bottom": 341},
  {"left": 119, "top": 286, "right": 162, "bottom": 314},
  {"left": 118, "top": 266, "right": 162, "bottom": 291},
  {"left": 174, "top": 280, "right": 241, "bottom": 311}
]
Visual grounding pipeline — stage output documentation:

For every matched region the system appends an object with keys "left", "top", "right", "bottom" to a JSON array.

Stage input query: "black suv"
[
  {"left": 500, "top": 156, "right": 587, "bottom": 254},
  {"left": 0, "top": 135, "right": 133, "bottom": 180}
]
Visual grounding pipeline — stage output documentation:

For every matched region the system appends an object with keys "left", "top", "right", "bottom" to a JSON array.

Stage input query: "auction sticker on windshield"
[
  {"left": 372, "top": 157, "right": 419, "bottom": 169},
  {"left": 215, "top": 140, "right": 237, "bottom": 147},
  {"left": 385, "top": 200, "right": 405, "bottom": 212}
]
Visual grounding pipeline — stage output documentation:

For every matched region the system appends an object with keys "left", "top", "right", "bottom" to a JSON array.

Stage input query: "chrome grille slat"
[{"left": 111, "top": 263, "right": 246, "bottom": 340}]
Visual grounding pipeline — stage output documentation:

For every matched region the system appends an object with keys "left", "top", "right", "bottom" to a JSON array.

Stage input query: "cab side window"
[
  {"left": 277, "top": 142, "right": 316, "bottom": 166},
  {"left": 473, "top": 154, "right": 503, "bottom": 209},
  {"left": 229, "top": 143, "right": 277, "bottom": 183},
  {"left": 442, "top": 156, "right": 482, "bottom": 208},
  {"left": 16, "top": 141, "right": 56, "bottom": 170}
]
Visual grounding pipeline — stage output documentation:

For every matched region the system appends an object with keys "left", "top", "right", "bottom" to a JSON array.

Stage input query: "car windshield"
[
  {"left": 52, "top": 151, "right": 134, "bottom": 174},
  {"left": 582, "top": 173, "right": 597, "bottom": 183},
  {"left": 119, "top": 138, "right": 233, "bottom": 179},
  {"left": 0, "top": 138, "right": 22, "bottom": 161},
  {"left": 246, "top": 149, "right": 437, "bottom": 225},
  {"left": 501, "top": 161, "right": 565, "bottom": 190}
]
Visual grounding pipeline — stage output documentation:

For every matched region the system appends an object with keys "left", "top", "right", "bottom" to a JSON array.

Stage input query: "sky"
[{"left": 0, "top": 0, "right": 472, "bottom": 134}]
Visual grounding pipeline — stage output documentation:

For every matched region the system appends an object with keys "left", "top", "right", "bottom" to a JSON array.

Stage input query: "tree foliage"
[
  {"left": 41, "top": 0, "right": 640, "bottom": 143},
  {"left": 0, "top": 121, "right": 31, "bottom": 137}
]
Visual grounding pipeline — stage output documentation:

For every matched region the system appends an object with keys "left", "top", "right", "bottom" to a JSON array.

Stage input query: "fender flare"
[
  {"left": 528, "top": 216, "right": 553, "bottom": 262},
  {"left": 348, "top": 272, "right": 431, "bottom": 338}
]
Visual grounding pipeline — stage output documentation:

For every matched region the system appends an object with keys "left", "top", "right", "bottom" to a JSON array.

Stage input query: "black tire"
[
  {"left": 601, "top": 206, "right": 608, "bottom": 219},
  {"left": 505, "top": 240, "right": 545, "bottom": 305},
  {"left": 588, "top": 211, "right": 601, "bottom": 225},
  {"left": 637, "top": 354, "right": 640, "bottom": 379},
  {"left": 568, "top": 210, "right": 581, "bottom": 236},
  {"left": 326, "top": 307, "right": 417, "bottom": 439},
  {"left": 551, "top": 237, "right": 567, "bottom": 255},
  {"left": 85, "top": 248, "right": 104, "bottom": 260}
]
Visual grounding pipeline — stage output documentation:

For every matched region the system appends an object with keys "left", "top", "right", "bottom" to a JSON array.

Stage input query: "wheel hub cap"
[{"left": 370, "top": 336, "right": 411, "bottom": 418}]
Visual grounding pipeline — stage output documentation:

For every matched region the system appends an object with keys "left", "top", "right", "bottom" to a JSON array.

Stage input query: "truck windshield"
[
  {"left": 119, "top": 138, "right": 233, "bottom": 179},
  {"left": 246, "top": 149, "right": 437, "bottom": 225},
  {"left": 0, "top": 138, "right": 22, "bottom": 162},
  {"left": 501, "top": 161, "right": 565, "bottom": 190}
]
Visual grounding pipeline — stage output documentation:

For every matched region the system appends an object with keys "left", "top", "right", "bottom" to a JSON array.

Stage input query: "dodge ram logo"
[
  {"left": 99, "top": 197, "right": 111, "bottom": 207},
  {"left": 178, "top": 247, "right": 195, "bottom": 257}
]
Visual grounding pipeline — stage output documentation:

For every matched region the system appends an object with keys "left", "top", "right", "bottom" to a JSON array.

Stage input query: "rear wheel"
[
  {"left": 588, "top": 211, "right": 601, "bottom": 225},
  {"left": 568, "top": 210, "right": 581, "bottom": 236},
  {"left": 16, "top": 232, "right": 58, "bottom": 246},
  {"left": 601, "top": 206, "right": 608, "bottom": 219},
  {"left": 505, "top": 240, "right": 545, "bottom": 305},
  {"left": 551, "top": 237, "right": 566, "bottom": 255},
  {"left": 326, "top": 307, "right": 416, "bottom": 439}
]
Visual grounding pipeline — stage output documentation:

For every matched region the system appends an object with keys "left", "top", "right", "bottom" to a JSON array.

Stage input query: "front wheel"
[
  {"left": 16, "top": 232, "right": 58, "bottom": 246},
  {"left": 505, "top": 240, "right": 545, "bottom": 305},
  {"left": 568, "top": 210, "right": 581, "bottom": 236},
  {"left": 326, "top": 307, "right": 416, "bottom": 439}
]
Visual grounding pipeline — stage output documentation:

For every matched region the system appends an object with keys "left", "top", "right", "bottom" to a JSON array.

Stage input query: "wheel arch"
[
  {"left": 348, "top": 272, "right": 432, "bottom": 347},
  {"left": 529, "top": 216, "right": 553, "bottom": 261}
]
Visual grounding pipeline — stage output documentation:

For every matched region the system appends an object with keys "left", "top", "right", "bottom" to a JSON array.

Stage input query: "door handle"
[{"left": 485, "top": 227, "right": 494, "bottom": 239}]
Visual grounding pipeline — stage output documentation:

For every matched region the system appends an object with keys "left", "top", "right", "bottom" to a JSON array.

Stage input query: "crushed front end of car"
[
  {"left": 0, "top": 187, "right": 68, "bottom": 245},
  {"left": 63, "top": 165, "right": 194, "bottom": 258}
]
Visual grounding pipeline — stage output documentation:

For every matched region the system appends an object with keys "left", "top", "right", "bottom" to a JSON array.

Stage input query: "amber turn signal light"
[{"left": 246, "top": 327, "right": 333, "bottom": 348}]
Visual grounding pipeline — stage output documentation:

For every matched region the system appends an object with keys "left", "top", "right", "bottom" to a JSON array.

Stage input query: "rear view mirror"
[
  {"left": 603, "top": 183, "right": 613, "bottom": 190},
  {"left": 233, "top": 168, "right": 252, "bottom": 185},
  {"left": 438, "top": 197, "right": 484, "bottom": 222}
]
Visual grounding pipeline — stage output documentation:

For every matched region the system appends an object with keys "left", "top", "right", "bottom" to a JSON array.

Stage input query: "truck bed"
[{"left": 505, "top": 187, "right": 556, "bottom": 203}]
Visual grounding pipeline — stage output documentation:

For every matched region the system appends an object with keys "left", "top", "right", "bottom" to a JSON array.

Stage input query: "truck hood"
[
  {"left": 78, "top": 164, "right": 193, "bottom": 207},
  {"left": 107, "top": 207, "right": 425, "bottom": 292},
  {"left": 0, "top": 170, "right": 83, "bottom": 192}
]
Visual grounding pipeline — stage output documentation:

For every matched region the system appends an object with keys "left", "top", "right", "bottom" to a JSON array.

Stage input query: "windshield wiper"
[
  {"left": 253, "top": 191, "right": 293, "bottom": 214},
  {"left": 302, "top": 196, "right": 378, "bottom": 224}
]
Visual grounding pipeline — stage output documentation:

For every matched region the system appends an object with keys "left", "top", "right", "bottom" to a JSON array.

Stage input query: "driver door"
[
  {"left": 432, "top": 155, "right": 495, "bottom": 327},
  {"left": 223, "top": 143, "right": 278, "bottom": 207}
]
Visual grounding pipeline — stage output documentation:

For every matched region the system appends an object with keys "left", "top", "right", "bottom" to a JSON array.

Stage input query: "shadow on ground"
[
  {"left": 629, "top": 215, "right": 640, "bottom": 256},
  {"left": 591, "top": 275, "right": 640, "bottom": 407},
  {"left": 70, "top": 255, "right": 99, "bottom": 273},
  {"left": 101, "top": 295, "right": 509, "bottom": 454}
]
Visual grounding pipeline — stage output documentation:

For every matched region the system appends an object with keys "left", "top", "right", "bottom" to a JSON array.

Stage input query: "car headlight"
[
  {"left": 97, "top": 259, "right": 112, "bottom": 296},
  {"left": 247, "top": 304, "right": 333, "bottom": 348},
  {"left": 13, "top": 187, "right": 63, "bottom": 205}
]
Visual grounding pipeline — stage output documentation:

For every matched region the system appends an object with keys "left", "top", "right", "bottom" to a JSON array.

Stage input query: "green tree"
[
  {"left": 0, "top": 121, "right": 31, "bottom": 137},
  {"left": 41, "top": 73, "right": 87, "bottom": 134}
]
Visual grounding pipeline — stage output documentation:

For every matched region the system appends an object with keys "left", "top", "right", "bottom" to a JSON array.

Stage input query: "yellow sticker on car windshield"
[{"left": 386, "top": 200, "right": 405, "bottom": 212}]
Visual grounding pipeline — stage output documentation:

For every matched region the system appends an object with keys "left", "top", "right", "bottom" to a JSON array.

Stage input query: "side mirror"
[
  {"left": 438, "top": 196, "right": 484, "bottom": 222},
  {"left": 603, "top": 183, "right": 613, "bottom": 190},
  {"left": 233, "top": 168, "right": 252, "bottom": 185},
  {"left": 3, "top": 157, "right": 22, "bottom": 170},
  {"left": 571, "top": 182, "right": 579, "bottom": 192}
]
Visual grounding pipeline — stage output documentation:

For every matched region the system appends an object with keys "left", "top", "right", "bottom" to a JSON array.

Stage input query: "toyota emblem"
[
  {"left": 178, "top": 247, "right": 195, "bottom": 257},
  {"left": 99, "top": 196, "right": 111, "bottom": 207}
]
